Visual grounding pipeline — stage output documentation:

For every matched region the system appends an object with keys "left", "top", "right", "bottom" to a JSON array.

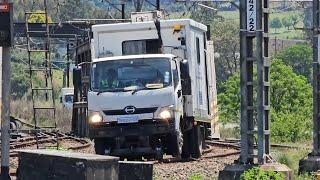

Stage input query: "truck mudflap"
[{"left": 89, "top": 122, "right": 175, "bottom": 138}]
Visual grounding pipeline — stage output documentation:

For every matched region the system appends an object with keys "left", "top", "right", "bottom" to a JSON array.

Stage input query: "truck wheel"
[
  {"left": 190, "top": 125, "right": 203, "bottom": 158},
  {"left": 94, "top": 139, "right": 106, "bottom": 155},
  {"left": 181, "top": 130, "right": 191, "bottom": 159},
  {"left": 170, "top": 129, "right": 183, "bottom": 158},
  {"left": 155, "top": 147, "right": 164, "bottom": 161}
]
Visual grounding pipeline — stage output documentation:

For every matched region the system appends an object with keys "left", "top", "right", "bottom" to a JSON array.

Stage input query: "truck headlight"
[
  {"left": 89, "top": 112, "right": 103, "bottom": 123},
  {"left": 156, "top": 106, "right": 174, "bottom": 120},
  {"left": 159, "top": 109, "right": 172, "bottom": 119}
]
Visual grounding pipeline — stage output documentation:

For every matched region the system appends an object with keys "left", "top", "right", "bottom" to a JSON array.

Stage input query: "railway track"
[
  {"left": 1, "top": 132, "right": 92, "bottom": 158},
  {"left": 152, "top": 140, "right": 241, "bottom": 164},
  {"left": 0, "top": 117, "right": 92, "bottom": 158}
]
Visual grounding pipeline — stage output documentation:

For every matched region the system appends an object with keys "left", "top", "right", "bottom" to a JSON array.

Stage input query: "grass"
[
  {"left": 219, "top": 126, "right": 240, "bottom": 139},
  {"left": 220, "top": 125, "right": 315, "bottom": 179},
  {"left": 11, "top": 99, "right": 72, "bottom": 132},
  {"left": 188, "top": 173, "right": 205, "bottom": 180},
  {"left": 272, "top": 148, "right": 315, "bottom": 179}
]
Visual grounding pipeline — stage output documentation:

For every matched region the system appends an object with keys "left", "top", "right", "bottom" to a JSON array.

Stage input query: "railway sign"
[
  {"left": 0, "top": 3, "right": 13, "bottom": 47},
  {"left": 247, "top": 0, "right": 256, "bottom": 32}
]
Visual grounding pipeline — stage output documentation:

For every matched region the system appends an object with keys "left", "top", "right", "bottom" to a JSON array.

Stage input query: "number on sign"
[{"left": 247, "top": 0, "right": 256, "bottom": 32}]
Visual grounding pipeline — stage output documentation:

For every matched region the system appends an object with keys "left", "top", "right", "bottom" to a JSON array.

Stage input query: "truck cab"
[
  {"left": 61, "top": 87, "right": 74, "bottom": 109},
  {"left": 89, "top": 54, "right": 185, "bottom": 158},
  {"left": 72, "top": 14, "right": 219, "bottom": 160}
]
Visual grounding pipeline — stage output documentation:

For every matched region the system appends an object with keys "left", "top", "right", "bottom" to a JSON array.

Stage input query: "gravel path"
[{"left": 154, "top": 147, "right": 238, "bottom": 180}]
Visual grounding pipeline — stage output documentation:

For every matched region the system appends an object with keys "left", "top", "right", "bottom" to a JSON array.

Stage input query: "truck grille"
[{"left": 103, "top": 107, "right": 158, "bottom": 115}]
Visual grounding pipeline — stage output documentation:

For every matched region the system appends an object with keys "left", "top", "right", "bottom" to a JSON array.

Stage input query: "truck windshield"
[{"left": 91, "top": 58, "right": 172, "bottom": 92}]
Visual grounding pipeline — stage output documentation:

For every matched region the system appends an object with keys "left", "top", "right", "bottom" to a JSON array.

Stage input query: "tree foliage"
[
  {"left": 282, "top": 17, "right": 291, "bottom": 30},
  {"left": 27, "top": 10, "right": 53, "bottom": 23},
  {"left": 270, "top": 17, "right": 282, "bottom": 33},
  {"left": 290, "top": 14, "right": 299, "bottom": 28},
  {"left": 190, "top": 3, "right": 222, "bottom": 25},
  {"left": 218, "top": 59, "right": 312, "bottom": 142},
  {"left": 11, "top": 62, "right": 30, "bottom": 99},
  {"left": 274, "top": 43, "right": 312, "bottom": 81},
  {"left": 212, "top": 21, "right": 240, "bottom": 84}
]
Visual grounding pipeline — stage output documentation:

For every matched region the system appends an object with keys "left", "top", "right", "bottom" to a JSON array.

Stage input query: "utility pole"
[
  {"left": 121, "top": 3, "right": 125, "bottom": 19},
  {"left": 0, "top": 0, "right": 12, "bottom": 179},
  {"left": 67, "top": 42, "right": 70, "bottom": 88},
  {"left": 1, "top": 46, "right": 11, "bottom": 180},
  {"left": 219, "top": 0, "right": 291, "bottom": 178},
  {"left": 299, "top": 0, "right": 320, "bottom": 174},
  {"left": 156, "top": 0, "right": 160, "bottom": 11},
  {"left": 312, "top": 0, "right": 320, "bottom": 157}
]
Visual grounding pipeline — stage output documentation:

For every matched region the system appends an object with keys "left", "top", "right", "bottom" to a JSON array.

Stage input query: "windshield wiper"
[
  {"left": 97, "top": 88, "right": 124, "bottom": 95},
  {"left": 131, "top": 87, "right": 147, "bottom": 95}
]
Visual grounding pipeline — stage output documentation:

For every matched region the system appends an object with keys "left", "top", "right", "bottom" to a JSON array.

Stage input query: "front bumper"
[{"left": 89, "top": 121, "right": 175, "bottom": 138}]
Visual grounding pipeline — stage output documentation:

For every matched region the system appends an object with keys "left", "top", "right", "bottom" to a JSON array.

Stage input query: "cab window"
[{"left": 122, "top": 39, "right": 161, "bottom": 55}]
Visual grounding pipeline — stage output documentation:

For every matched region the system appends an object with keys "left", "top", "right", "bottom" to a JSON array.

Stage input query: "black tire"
[
  {"left": 94, "top": 139, "right": 106, "bottom": 155},
  {"left": 181, "top": 130, "right": 191, "bottom": 159},
  {"left": 155, "top": 148, "right": 164, "bottom": 161},
  {"left": 170, "top": 128, "right": 183, "bottom": 158},
  {"left": 190, "top": 125, "right": 203, "bottom": 158}
]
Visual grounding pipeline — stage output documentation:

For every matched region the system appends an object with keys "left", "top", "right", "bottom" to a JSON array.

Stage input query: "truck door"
[{"left": 172, "top": 59, "right": 183, "bottom": 131}]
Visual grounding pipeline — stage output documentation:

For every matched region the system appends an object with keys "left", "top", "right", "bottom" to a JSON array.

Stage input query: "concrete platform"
[
  {"left": 16, "top": 149, "right": 119, "bottom": 180},
  {"left": 299, "top": 155, "right": 320, "bottom": 174},
  {"left": 218, "top": 163, "right": 292, "bottom": 180}
]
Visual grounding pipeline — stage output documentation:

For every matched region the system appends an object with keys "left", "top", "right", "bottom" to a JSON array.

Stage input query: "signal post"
[
  {"left": 0, "top": 0, "right": 12, "bottom": 179},
  {"left": 218, "top": 0, "right": 291, "bottom": 179},
  {"left": 299, "top": 0, "right": 320, "bottom": 174}
]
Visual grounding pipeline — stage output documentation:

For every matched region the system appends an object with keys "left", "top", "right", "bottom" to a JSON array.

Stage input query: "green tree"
[
  {"left": 11, "top": 62, "right": 30, "bottom": 99},
  {"left": 274, "top": 43, "right": 312, "bottom": 81},
  {"left": 270, "top": 17, "right": 282, "bottom": 33},
  {"left": 190, "top": 2, "right": 222, "bottom": 25},
  {"left": 218, "top": 59, "right": 312, "bottom": 142},
  {"left": 212, "top": 21, "right": 240, "bottom": 84},
  {"left": 218, "top": 73, "right": 240, "bottom": 124},
  {"left": 290, "top": 14, "right": 299, "bottom": 29},
  {"left": 282, "top": 17, "right": 291, "bottom": 30}
]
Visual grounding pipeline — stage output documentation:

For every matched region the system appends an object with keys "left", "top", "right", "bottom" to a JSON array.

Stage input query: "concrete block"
[
  {"left": 119, "top": 161, "right": 153, "bottom": 180},
  {"left": 219, "top": 163, "right": 292, "bottom": 180},
  {"left": 260, "top": 163, "right": 292, "bottom": 180},
  {"left": 16, "top": 149, "right": 119, "bottom": 180},
  {"left": 218, "top": 164, "right": 253, "bottom": 180}
]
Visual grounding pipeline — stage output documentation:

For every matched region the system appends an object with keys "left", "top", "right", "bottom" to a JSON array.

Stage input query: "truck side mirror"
[
  {"left": 60, "top": 97, "right": 62, "bottom": 103},
  {"left": 73, "top": 68, "right": 82, "bottom": 88},
  {"left": 177, "top": 89, "right": 182, "bottom": 98},
  {"left": 180, "top": 62, "right": 191, "bottom": 95}
]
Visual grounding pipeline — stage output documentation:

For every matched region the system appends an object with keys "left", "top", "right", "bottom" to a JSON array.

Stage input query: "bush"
[
  {"left": 241, "top": 167, "right": 284, "bottom": 180},
  {"left": 11, "top": 62, "right": 30, "bottom": 99}
]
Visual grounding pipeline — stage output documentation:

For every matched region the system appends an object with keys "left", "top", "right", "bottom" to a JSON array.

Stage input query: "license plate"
[{"left": 117, "top": 115, "right": 139, "bottom": 124}]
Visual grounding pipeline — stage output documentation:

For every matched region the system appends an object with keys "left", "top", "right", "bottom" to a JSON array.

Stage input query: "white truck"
[
  {"left": 60, "top": 87, "right": 74, "bottom": 109},
  {"left": 73, "top": 13, "right": 219, "bottom": 160}
]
